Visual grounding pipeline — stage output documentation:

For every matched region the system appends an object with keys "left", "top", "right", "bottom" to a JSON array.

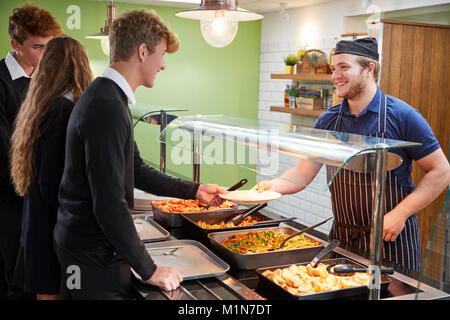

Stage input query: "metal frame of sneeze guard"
[{"left": 159, "top": 115, "right": 423, "bottom": 300}]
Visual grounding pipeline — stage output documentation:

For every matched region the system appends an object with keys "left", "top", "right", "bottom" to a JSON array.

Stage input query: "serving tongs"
[
  {"left": 327, "top": 264, "right": 394, "bottom": 276},
  {"left": 198, "top": 179, "right": 248, "bottom": 208},
  {"left": 310, "top": 239, "right": 340, "bottom": 268},
  {"left": 250, "top": 217, "right": 295, "bottom": 227},
  {"left": 275, "top": 217, "right": 333, "bottom": 250},
  {"left": 224, "top": 203, "right": 268, "bottom": 226},
  {"left": 147, "top": 246, "right": 183, "bottom": 256}
]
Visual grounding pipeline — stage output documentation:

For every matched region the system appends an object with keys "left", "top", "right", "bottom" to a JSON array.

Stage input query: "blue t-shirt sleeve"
[{"left": 401, "top": 108, "right": 440, "bottom": 161}]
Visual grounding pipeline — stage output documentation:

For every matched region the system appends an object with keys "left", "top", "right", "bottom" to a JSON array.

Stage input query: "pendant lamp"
[
  {"left": 176, "top": 0, "right": 263, "bottom": 48},
  {"left": 85, "top": 0, "right": 117, "bottom": 39},
  {"left": 85, "top": 0, "right": 117, "bottom": 55}
]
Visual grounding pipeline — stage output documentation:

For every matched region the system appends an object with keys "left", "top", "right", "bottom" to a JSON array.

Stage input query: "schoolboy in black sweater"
[{"left": 54, "top": 10, "right": 226, "bottom": 299}]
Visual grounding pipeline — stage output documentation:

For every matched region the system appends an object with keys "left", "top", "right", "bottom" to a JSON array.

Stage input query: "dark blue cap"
[{"left": 333, "top": 37, "right": 379, "bottom": 61}]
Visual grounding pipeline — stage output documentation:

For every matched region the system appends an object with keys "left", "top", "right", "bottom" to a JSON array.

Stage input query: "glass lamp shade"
[
  {"left": 200, "top": 10, "right": 238, "bottom": 48},
  {"left": 176, "top": 1, "right": 263, "bottom": 48},
  {"left": 100, "top": 38, "right": 110, "bottom": 56}
]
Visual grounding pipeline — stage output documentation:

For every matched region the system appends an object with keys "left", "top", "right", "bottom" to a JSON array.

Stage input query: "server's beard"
[
  {"left": 343, "top": 81, "right": 365, "bottom": 100},
  {"left": 341, "top": 71, "right": 366, "bottom": 100}
]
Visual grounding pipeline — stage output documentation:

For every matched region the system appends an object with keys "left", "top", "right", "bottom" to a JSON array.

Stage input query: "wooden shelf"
[
  {"left": 271, "top": 73, "right": 332, "bottom": 82},
  {"left": 270, "top": 106, "right": 326, "bottom": 117}
]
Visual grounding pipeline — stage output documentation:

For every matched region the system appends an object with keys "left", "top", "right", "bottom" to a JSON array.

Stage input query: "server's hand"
[
  {"left": 251, "top": 181, "right": 274, "bottom": 193},
  {"left": 196, "top": 184, "right": 227, "bottom": 206},
  {"left": 146, "top": 266, "right": 183, "bottom": 291}
]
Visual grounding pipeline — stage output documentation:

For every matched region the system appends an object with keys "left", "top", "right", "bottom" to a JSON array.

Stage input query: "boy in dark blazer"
[{"left": 54, "top": 10, "right": 226, "bottom": 300}]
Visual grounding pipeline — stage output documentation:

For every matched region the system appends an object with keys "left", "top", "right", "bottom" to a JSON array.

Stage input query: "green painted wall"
[{"left": 0, "top": 0, "right": 261, "bottom": 187}]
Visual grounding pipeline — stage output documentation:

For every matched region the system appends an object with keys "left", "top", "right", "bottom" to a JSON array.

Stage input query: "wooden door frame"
[{"left": 379, "top": 19, "right": 449, "bottom": 279}]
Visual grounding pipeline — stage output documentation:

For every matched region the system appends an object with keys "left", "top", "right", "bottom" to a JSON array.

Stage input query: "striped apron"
[{"left": 326, "top": 91, "right": 421, "bottom": 271}]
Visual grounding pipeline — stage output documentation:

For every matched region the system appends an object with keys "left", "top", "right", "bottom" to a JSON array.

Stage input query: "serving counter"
[
  {"left": 130, "top": 210, "right": 449, "bottom": 301},
  {"left": 131, "top": 114, "right": 449, "bottom": 300}
]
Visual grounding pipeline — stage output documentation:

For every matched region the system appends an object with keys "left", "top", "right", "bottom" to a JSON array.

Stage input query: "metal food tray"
[
  {"left": 134, "top": 189, "right": 175, "bottom": 211},
  {"left": 256, "top": 258, "right": 392, "bottom": 300},
  {"left": 132, "top": 215, "right": 170, "bottom": 243},
  {"left": 152, "top": 203, "right": 238, "bottom": 228},
  {"left": 181, "top": 209, "right": 282, "bottom": 244},
  {"left": 133, "top": 240, "right": 230, "bottom": 282},
  {"left": 208, "top": 226, "right": 325, "bottom": 270}
]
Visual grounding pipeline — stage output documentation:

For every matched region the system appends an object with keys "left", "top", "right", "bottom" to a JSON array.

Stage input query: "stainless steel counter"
[{"left": 131, "top": 210, "right": 449, "bottom": 301}]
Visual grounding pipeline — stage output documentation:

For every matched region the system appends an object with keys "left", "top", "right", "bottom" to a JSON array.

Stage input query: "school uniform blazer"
[
  {"left": 15, "top": 96, "right": 73, "bottom": 293},
  {"left": 54, "top": 77, "right": 199, "bottom": 281}
]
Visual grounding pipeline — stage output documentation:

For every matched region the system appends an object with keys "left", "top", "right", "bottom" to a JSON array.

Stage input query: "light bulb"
[
  {"left": 200, "top": 10, "right": 238, "bottom": 48},
  {"left": 100, "top": 37, "right": 110, "bottom": 56}
]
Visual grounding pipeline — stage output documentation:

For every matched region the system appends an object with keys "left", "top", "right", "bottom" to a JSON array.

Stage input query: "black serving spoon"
[{"left": 327, "top": 264, "right": 394, "bottom": 276}]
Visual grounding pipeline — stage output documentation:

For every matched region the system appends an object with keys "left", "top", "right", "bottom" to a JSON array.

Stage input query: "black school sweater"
[
  {"left": 54, "top": 77, "right": 199, "bottom": 281},
  {"left": 0, "top": 58, "right": 30, "bottom": 234}
]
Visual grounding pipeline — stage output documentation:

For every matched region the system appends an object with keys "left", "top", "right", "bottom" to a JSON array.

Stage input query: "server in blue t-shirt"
[{"left": 254, "top": 37, "right": 450, "bottom": 271}]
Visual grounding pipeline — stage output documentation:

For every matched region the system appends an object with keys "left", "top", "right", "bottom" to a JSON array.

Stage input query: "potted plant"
[
  {"left": 295, "top": 46, "right": 306, "bottom": 73},
  {"left": 284, "top": 54, "right": 298, "bottom": 74},
  {"left": 286, "top": 83, "right": 299, "bottom": 108}
]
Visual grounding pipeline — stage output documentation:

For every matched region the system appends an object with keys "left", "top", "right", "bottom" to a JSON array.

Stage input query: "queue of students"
[{"left": 1, "top": 4, "right": 227, "bottom": 300}]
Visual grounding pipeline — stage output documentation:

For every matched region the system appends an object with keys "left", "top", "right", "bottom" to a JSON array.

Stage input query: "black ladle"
[
  {"left": 327, "top": 264, "right": 394, "bottom": 276},
  {"left": 226, "top": 203, "right": 268, "bottom": 226}
]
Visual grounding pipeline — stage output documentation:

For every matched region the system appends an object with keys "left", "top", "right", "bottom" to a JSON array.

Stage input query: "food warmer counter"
[
  {"left": 130, "top": 210, "right": 449, "bottom": 301},
  {"left": 129, "top": 115, "right": 448, "bottom": 300}
]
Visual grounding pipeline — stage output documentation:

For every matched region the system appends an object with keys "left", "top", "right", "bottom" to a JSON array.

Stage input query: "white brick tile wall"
[{"left": 257, "top": 37, "right": 334, "bottom": 233}]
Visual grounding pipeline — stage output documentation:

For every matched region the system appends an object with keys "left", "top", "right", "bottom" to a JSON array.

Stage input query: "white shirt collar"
[
  {"left": 101, "top": 66, "right": 136, "bottom": 106},
  {"left": 63, "top": 91, "right": 73, "bottom": 102},
  {"left": 5, "top": 51, "right": 31, "bottom": 80}
]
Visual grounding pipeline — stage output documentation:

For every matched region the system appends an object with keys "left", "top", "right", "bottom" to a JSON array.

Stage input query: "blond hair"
[
  {"left": 11, "top": 37, "right": 93, "bottom": 195},
  {"left": 357, "top": 56, "right": 380, "bottom": 82},
  {"left": 109, "top": 9, "right": 179, "bottom": 62}
]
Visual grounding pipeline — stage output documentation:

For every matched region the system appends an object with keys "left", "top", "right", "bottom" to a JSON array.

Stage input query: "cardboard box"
[{"left": 295, "top": 97, "right": 323, "bottom": 110}]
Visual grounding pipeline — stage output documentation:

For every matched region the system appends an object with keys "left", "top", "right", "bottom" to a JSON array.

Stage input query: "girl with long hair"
[{"left": 10, "top": 36, "right": 93, "bottom": 300}]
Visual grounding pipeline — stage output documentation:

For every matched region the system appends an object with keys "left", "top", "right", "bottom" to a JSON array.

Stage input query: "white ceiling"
[{"left": 90, "top": 0, "right": 336, "bottom": 14}]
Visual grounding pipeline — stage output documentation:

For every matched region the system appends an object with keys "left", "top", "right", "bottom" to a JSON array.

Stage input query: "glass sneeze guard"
[
  {"left": 153, "top": 114, "right": 449, "bottom": 300},
  {"left": 158, "top": 114, "right": 421, "bottom": 190}
]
